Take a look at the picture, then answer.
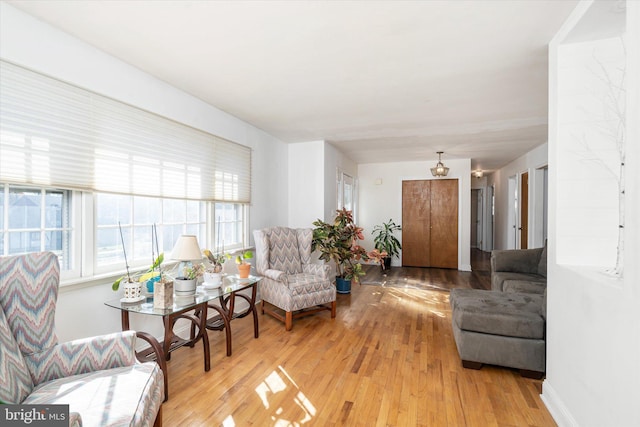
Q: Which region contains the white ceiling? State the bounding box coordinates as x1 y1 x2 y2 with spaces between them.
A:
7 0 579 172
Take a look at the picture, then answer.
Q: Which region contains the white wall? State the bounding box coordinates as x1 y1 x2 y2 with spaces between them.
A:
542 1 640 426
488 143 548 250
288 141 325 228
358 158 472 270
0 3 288 342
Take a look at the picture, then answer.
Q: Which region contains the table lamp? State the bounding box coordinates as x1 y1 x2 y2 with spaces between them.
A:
171 235 203 296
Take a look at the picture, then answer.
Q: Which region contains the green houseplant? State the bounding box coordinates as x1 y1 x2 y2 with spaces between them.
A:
372 219 402 270
230 250 253 278
312 208 370 293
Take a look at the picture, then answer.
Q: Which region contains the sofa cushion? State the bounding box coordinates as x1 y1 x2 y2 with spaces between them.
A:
503 280 546 295
288 273 333 296
0 308 34 403
24 362 163 427
450 289 545 339
493 271 545 291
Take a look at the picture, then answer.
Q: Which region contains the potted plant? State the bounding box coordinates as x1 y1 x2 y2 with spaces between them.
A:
312 208 371 294
112 222 143 301
174 262 204 297
231 250 253 278
203 249 226 287
372 219 402 270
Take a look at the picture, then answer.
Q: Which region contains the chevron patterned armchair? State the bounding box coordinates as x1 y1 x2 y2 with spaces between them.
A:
0 252 164 427
253 227 336 331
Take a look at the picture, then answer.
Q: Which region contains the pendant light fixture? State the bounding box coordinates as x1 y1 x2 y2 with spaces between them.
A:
430 151 449 177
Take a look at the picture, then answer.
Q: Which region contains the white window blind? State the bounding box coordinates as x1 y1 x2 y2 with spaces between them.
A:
0 60 251 203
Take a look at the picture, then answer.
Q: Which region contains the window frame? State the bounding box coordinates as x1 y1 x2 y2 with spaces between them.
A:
1 182 250 287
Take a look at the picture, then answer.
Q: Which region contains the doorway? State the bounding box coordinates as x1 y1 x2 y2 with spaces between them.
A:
520 171 529 249
508 176 518 249
470 189 483 250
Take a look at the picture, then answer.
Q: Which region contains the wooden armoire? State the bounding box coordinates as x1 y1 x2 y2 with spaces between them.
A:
402 179 458 269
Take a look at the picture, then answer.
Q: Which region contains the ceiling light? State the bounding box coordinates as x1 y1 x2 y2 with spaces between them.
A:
430 151 449 177
474 170 484 179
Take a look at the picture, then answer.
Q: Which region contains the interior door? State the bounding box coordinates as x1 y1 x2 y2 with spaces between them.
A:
402 180 431 266
430 179 458 269
402 179 458 268
520 172 529 249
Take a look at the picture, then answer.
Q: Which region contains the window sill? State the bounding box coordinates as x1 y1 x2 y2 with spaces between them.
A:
58 249 255 294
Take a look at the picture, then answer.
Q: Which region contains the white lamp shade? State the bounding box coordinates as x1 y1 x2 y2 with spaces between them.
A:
171 235 203 261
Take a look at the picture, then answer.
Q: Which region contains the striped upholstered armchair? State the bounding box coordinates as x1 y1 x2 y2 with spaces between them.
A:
253 227 336 331
0 252 164 426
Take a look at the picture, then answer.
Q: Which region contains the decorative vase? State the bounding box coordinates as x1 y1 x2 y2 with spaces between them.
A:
382 257 392 271
174 277 197 297
237 263 251 279
335 276 351 294
154 279 174 309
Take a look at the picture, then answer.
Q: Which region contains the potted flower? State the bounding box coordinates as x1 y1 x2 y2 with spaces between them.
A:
203 249 226 287
312 208 370 294
174 262 204 297
372 219 402 270
232 250 253 278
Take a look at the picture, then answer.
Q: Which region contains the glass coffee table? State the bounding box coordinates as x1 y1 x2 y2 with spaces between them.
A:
105 274 260 400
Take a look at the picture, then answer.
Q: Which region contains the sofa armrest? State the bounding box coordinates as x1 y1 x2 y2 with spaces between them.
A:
25 331 138 385
491 247 543 275
302 263 331 280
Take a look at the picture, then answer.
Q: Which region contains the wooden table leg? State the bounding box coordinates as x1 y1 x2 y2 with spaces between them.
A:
208 302 232 357
163 315 173 361
121 311 130 330
199 303 210 371
250 283 259 339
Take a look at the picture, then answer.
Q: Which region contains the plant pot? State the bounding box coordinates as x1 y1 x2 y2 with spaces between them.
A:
237 263 251 279
382 257 392 271
203 271 223 288
174 277 197 297
122 279 142 302
335 276 351 294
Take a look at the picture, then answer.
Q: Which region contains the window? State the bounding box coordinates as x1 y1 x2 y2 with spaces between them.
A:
336 170 357 218
1 183 248 282
1 184 72 269
213 203 245 252
95 193 207 274
0 60 252 284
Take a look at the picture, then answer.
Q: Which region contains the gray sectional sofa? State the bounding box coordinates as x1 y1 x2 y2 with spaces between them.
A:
450 243 547 378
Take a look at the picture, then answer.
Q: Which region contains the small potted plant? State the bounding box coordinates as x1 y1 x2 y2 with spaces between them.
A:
203 249 226 287
232 250 253 278
112 222 143 301
372 219 402 270
312 208 371 294
174 262 204 297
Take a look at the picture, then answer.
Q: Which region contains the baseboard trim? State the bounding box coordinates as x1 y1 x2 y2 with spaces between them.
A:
541 379 579 427
459 264 472 272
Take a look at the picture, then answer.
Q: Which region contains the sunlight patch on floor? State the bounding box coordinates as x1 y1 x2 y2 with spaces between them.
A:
254 365 316 425
377 287 448 318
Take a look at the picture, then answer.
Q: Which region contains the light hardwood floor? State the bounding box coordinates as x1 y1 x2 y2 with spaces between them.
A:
161 253 554 426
